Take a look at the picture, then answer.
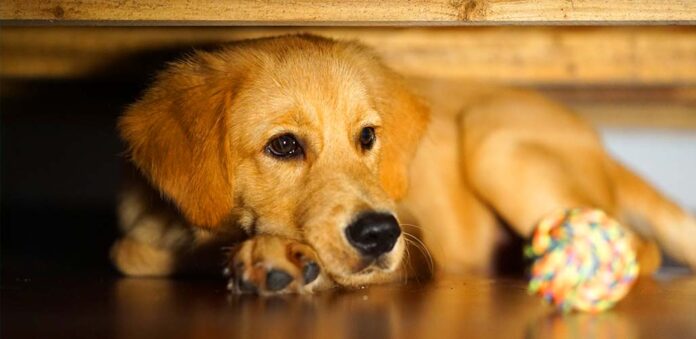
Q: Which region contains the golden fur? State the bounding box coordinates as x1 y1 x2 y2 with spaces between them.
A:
113 34 696 294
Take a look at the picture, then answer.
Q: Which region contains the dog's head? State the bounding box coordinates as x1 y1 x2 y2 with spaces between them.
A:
119 34 429 285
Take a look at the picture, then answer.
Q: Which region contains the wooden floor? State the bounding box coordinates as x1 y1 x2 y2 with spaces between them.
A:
3 268 695 339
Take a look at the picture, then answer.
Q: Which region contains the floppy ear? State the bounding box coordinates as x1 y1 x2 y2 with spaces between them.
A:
119 55 237 228
375 70 430 200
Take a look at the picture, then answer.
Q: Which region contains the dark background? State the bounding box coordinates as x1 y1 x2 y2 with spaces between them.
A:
0 46 202 277
2 78 130 276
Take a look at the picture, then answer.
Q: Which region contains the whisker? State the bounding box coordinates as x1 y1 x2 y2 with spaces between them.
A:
404 239 421 284
399 222 433 278
400 242 412 284
403 238 426 285
402 232 434 276
399 223 424 231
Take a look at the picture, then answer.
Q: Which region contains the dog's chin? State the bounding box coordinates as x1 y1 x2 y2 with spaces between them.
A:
323 238 405 287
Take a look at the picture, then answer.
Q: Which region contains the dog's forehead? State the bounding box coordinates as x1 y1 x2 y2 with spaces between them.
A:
272 57 368 98
252 59 377 123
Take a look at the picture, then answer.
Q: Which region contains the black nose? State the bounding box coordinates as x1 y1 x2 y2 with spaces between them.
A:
345 212 401 258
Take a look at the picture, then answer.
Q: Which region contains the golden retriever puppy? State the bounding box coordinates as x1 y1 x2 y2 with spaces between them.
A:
112 34 696 295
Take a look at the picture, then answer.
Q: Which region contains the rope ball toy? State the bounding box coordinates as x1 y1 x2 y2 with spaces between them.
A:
525 208 640 313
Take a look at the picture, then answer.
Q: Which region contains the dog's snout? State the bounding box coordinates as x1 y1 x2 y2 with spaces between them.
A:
345 212 401 258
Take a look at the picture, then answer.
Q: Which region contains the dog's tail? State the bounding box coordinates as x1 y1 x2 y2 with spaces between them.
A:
608 159 696 271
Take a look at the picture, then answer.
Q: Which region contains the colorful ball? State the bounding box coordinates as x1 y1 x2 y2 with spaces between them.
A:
525 208 640 312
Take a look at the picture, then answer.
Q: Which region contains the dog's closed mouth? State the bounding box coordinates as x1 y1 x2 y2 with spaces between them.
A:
354 255 394 275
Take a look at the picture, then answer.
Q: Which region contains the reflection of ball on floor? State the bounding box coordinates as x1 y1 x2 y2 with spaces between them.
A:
525 208 640 312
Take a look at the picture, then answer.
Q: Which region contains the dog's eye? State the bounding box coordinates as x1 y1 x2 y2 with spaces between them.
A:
266 133 303 159
359 127 376 151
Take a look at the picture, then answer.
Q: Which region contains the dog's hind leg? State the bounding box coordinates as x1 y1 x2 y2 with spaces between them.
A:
457 91 679 274
111 167 242 277
608 159 696 271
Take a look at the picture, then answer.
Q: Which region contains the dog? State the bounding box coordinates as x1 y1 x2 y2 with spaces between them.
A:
111 34 696 295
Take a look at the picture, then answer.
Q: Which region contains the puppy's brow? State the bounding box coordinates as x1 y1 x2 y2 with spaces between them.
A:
266 107 320 132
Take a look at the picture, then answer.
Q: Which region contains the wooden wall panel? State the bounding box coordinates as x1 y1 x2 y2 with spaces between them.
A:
2 27 696 87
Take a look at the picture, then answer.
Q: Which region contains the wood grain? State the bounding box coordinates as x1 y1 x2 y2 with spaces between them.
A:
2 27 696 86
1 0 695 24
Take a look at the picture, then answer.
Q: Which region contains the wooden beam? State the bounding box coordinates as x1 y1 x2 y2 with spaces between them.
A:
1 0 695 25
2 27 696 86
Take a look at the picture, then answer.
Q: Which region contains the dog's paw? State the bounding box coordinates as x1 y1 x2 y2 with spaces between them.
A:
225 235 332 295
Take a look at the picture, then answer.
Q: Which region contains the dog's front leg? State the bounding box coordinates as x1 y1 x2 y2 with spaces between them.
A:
226 235 334 295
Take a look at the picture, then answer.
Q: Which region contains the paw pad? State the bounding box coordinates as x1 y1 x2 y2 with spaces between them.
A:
266 269 293 291
302 261 320 284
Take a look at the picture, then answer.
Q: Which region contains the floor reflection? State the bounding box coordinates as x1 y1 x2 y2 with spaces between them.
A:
112 274 696 339
526 312 636 339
